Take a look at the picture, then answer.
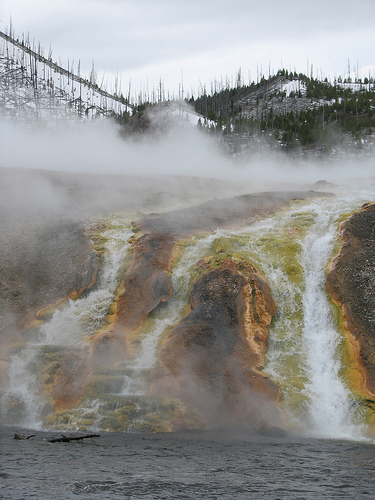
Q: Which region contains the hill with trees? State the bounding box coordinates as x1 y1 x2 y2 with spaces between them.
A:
1 26 374 158
191 69 375 157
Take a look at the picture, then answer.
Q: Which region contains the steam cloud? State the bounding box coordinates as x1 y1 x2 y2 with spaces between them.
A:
1 108 374 193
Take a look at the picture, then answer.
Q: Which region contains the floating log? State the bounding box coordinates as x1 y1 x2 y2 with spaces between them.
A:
48 433 100 443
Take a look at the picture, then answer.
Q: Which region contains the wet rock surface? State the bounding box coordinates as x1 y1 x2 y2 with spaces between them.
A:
115 234 176 332
140 190 333 237
156 258 283 432
0 219 99 351
51 346 91 411
327 203 375 397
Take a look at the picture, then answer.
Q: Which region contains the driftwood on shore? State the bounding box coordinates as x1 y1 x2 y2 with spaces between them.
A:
48 433 100 443
14 432 100 442
14 433 36 440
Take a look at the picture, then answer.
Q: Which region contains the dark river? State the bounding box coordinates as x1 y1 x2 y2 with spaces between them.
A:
1 427 375 499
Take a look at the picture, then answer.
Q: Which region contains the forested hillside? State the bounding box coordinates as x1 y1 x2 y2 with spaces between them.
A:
191 70 375 155
2 26 375 157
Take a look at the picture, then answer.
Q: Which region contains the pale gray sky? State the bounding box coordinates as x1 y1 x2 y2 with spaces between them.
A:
1 0 375 98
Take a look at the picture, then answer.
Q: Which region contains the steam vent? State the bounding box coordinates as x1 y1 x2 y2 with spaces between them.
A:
1 167 375 439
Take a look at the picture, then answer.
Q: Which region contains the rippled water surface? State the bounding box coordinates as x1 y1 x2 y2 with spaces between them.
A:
1 427 375 499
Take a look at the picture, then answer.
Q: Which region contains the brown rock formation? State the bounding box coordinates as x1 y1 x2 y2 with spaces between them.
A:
51 346 91 411
155 258 284 433
327 203 375 398
114 233 176 332
49 233 177 411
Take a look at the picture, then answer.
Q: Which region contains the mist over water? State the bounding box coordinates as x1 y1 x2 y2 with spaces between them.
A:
2 29 375 500
2 32 375 500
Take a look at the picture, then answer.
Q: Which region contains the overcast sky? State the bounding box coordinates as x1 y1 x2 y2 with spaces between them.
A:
1 0 375 98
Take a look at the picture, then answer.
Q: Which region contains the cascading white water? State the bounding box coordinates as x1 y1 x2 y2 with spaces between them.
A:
41 220 133 345
225 196 370 439
121 231 222 395
0 219 133 428
3 196 374 436
299 200 365 439
1 346 45 429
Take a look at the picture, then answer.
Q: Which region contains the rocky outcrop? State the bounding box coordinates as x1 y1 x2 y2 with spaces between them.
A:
155 258 284 433
0 219 99 353
114 234 176 332
327 203 375 399
49 233 177 411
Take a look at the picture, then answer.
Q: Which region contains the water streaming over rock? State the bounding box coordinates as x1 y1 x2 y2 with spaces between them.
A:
299 201 362 439
226 196 370 439
121 232 221 396
0 219 133 428
1 197 374 437
41 220 133 345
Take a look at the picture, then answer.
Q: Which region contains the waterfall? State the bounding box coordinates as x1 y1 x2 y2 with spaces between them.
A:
227 196 369 439
300 201 364 439
41 219 133 345
0 219 133 428
2 197 374 436
1 346 46 429
121 231 221 395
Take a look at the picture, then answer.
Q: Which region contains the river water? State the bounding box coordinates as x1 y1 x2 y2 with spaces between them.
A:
1 426 375 499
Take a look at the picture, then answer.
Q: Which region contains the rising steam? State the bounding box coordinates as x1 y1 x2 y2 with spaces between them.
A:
1 105 375 194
